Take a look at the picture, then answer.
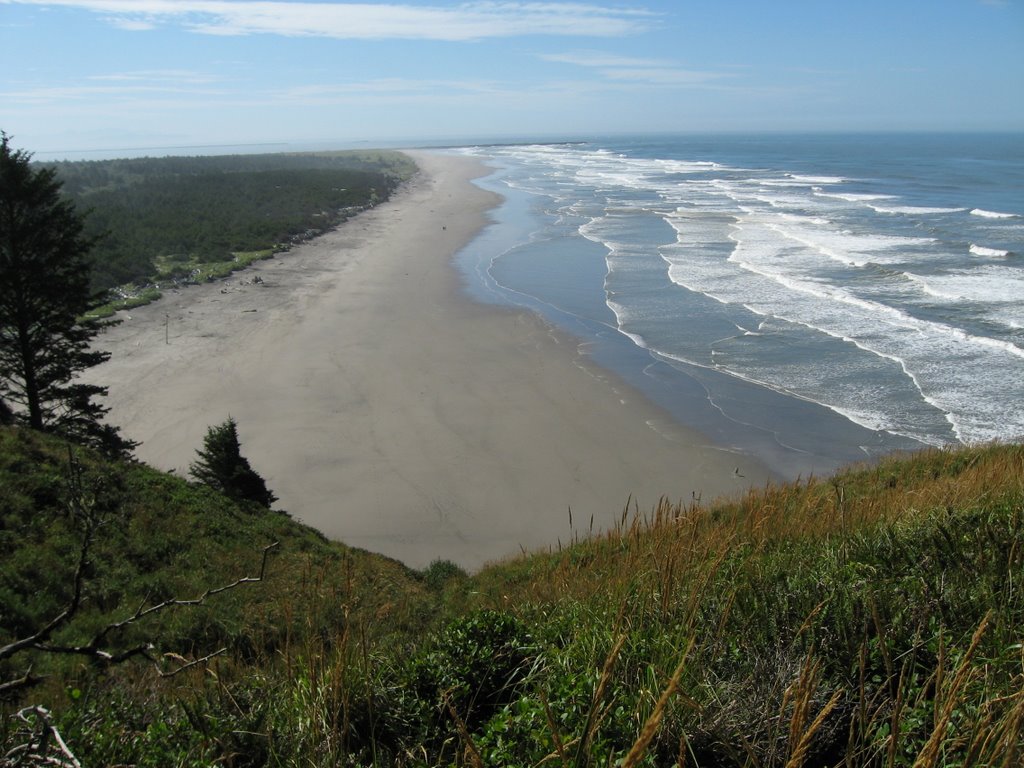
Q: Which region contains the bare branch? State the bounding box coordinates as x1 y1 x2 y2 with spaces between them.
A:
2 541 279 694
33 542 279 662
4 706 82 768
0 669 41 698
158 647 228 678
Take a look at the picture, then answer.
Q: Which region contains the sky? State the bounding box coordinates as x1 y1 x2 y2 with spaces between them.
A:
1 0 1023 157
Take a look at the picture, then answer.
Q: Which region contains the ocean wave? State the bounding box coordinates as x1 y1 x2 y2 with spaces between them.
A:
787 174 848 185
969 244 1011 258
755 179 811 188
476 139 1024 445
701 179 839 214
870 204 968 215
907 266 1024 305
813 190 898 203
654 344 946 444
735 214 937 268
971 208 1019 219
724 243 1024 360
654 158 724 174
658 224 1024 443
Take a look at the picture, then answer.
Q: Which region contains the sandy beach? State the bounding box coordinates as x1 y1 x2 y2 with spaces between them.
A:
85 152 775 570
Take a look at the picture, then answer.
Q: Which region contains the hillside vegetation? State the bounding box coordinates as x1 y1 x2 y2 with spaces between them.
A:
1 427 1021 766
44 151 417 300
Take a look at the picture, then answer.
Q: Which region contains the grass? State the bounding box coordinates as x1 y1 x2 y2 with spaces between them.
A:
85 248 283 320
1 430 1021 766
84 285 164 320
170 247 280 283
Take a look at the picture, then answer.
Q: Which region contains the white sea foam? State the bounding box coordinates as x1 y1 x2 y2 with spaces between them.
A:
907 266 1024 306
969 244 1011 258
653 343 944 443
986 308 1024 330
476 140 1024 444
971 208 1019 219
654 158 724 174
699 179 837 215
870 204 968 215
752 192 832 211
742 214 937 268
759 179 816 188
787 174 848 185
656 215 1024 443
813 190 898 203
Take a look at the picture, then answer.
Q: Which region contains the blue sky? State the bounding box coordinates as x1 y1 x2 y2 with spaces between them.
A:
2 0 1022 157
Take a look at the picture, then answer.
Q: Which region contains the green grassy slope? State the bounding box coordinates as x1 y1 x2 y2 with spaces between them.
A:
0 426 432 692
1 428 1021 766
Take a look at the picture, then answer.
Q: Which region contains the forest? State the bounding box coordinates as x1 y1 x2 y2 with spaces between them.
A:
45 151 417 295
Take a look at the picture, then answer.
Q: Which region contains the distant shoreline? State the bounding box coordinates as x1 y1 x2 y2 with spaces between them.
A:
83 151 775 570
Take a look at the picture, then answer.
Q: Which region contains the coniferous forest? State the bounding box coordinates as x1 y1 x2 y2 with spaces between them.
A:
47 151 417 294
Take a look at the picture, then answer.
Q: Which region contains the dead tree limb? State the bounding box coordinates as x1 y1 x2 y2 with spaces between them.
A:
2 444 280 696
2 706 82 768
1 541 279 693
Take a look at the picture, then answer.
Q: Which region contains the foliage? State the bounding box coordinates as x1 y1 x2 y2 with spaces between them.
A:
45 151 417 294
412 609 536 728
421 558 469 592
189 417 277 509
1 431 1022 766
0 134 131 456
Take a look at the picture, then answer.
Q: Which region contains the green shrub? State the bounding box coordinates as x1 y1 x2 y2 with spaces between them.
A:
421 558 467 592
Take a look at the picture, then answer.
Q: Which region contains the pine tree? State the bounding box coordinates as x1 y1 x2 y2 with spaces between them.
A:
189 417 277 509
0 133 132 455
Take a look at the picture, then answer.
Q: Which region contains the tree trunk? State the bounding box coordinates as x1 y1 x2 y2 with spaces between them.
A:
17 319 43 429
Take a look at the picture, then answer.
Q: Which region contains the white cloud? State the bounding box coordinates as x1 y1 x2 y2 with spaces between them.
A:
541 48 732 87
1 69 227 104
284 78 499 97
1 83 225 103
107 15 155 30
601 67 728 85
1 1 654 40
539 51 672 68
88 69 221 84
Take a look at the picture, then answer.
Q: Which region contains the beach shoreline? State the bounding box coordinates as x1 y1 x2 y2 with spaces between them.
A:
84 151 776 570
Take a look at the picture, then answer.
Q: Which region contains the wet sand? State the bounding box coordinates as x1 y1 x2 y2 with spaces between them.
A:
85 151 775 570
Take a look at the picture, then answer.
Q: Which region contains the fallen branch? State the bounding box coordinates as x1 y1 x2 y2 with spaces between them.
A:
2 706 82 768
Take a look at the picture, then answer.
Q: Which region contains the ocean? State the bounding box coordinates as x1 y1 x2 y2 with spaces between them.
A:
453 134 1024 478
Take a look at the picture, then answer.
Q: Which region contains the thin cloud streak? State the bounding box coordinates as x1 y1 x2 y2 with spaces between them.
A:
542 48 732 87
1 0 654 40
88 69 222 84
539 51 673 68
1 84 228 104
284 78 503 97
600 67 730 85
2 70 640 114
